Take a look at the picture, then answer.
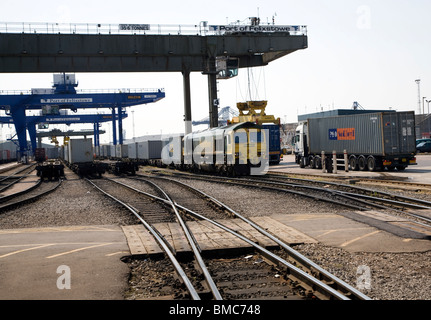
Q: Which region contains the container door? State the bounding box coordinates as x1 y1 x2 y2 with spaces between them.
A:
383 112 415 155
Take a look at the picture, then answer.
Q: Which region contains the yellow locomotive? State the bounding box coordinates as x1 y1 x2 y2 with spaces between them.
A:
163 122 269 176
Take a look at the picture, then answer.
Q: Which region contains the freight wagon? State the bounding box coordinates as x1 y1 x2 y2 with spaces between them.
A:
63 138 107 177
294 111 417 171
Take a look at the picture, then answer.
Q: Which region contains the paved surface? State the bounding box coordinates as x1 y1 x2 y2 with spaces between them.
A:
271 154 431 184
272 213 431 253
0 225 129 300
0 156 430 300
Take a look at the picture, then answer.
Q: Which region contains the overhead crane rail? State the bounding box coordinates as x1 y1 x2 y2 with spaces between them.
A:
0 88 165 96
0 21 307 36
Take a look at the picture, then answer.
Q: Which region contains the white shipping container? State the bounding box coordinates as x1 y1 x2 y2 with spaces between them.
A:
128 142 138 159
68 138 93 163
110 145 116 158
116 144 128 158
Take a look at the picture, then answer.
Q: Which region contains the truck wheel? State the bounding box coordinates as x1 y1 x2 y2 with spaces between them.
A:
349 156 358 171
300 157 305 168
358 156 368 171
315 156 322 169
367 156 376 172
309 156 315 169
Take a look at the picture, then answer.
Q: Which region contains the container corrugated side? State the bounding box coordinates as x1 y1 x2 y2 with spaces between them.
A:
110 145 116 158
142 140 163 159
308 113 385 155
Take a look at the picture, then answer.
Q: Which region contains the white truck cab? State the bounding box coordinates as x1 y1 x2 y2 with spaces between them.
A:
293 121 308 166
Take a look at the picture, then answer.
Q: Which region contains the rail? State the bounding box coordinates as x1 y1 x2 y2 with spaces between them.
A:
85 178 201 300
0 21 307 36
0 178 62 211
146 175 371 300
128 174 370 300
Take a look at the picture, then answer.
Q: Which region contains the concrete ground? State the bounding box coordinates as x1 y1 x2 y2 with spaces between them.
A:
270 154 431 184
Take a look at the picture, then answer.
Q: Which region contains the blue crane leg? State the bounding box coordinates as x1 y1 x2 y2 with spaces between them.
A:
10 105 28 155
27 123 37 153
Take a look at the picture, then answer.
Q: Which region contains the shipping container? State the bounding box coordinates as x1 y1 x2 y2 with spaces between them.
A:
138 140 163 160
263 124 281 165
100 145 111 158
67 138 93 164
110 145 116 159
294 111 417 171
34 148 46 162
115 144 128 158
128 142 138 159
46 147 59 159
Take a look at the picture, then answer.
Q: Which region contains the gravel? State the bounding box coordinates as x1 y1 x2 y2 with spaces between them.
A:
0 169 138 229
292 244 431 300
1 167 430 300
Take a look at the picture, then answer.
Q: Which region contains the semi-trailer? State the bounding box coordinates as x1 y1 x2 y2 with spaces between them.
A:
293 111 417 171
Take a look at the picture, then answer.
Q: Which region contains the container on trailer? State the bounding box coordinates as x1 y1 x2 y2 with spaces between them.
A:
307 111 416 156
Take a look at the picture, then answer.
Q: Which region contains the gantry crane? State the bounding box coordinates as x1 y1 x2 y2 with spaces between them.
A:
0 73 165 161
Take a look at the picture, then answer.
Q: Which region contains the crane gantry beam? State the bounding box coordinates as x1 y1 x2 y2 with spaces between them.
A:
0 21 307 134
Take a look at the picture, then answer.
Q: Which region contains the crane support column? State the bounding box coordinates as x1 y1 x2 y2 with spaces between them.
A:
27 124 37 153
118 105 123 145
10 105 28 157
112 107 117 145
183 69 192 135
207 58 219 128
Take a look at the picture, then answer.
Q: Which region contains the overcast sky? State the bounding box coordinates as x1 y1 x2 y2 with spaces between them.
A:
1 0 430 143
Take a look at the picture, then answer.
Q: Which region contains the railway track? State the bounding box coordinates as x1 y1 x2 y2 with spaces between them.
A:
268 170 431 193
0 178 62 212
149 169 431 228
0 163 37 194
86 174 371 300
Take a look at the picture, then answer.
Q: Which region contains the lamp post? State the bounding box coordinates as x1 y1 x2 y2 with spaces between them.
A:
423 97 427 115
426 100 431 115
415 79 421 114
